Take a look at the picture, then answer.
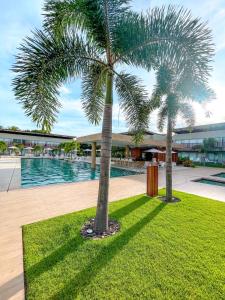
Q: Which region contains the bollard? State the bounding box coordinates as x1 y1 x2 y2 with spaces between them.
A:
146 164 158 197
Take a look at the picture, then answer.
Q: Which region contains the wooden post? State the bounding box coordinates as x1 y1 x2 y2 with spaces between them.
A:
91 142 96 168
146 165 158 197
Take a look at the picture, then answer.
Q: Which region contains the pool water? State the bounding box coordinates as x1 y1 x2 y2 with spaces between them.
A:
194 178 225 187
212 172 225 179
21 158 138 188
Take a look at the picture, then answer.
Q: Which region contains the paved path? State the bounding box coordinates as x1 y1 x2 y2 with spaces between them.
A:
0 158 21 192
0 166 224 299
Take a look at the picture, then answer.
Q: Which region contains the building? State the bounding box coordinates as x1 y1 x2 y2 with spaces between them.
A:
173 122 225 163
0 129 75 149
77 131 182 167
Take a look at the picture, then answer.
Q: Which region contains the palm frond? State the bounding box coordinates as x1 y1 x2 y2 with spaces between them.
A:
44 0 85 35
178 101 195 128
81 63 107 125
177 74 215 103
157 104 167 132
157 94 179 131
12 29 106 130
114 6 214 77
115 72 151 139
44 0 130 51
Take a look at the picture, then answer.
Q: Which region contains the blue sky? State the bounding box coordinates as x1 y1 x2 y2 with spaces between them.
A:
1 0 225 136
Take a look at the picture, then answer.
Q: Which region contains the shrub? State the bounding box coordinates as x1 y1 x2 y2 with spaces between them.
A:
183 159 195 167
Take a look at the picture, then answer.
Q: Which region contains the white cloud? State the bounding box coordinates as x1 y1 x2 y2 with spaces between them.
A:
58 85 71 95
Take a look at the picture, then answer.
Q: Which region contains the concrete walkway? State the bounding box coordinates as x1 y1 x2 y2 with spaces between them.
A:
0 166 224 300
0 157 21 192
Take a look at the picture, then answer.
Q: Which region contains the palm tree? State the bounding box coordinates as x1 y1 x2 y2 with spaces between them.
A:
151 65 214 202
12 1 213 233
15 143 24 155
34 145 44 156
0 141 7 154
64 141 80 158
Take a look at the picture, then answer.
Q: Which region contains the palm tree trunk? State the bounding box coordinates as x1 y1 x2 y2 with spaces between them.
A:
166 114 173 201
94 72 113 234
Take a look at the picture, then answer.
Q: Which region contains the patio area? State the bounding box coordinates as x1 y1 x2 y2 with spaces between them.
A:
0 166 224 299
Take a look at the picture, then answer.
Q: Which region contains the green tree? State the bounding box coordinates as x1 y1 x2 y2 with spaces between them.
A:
31 129 51 134
151 65 214 202
34 145 44 156
64 141 79 158
0 141 7 154
7 126 20 131
12 1 213 233
15 143 24 155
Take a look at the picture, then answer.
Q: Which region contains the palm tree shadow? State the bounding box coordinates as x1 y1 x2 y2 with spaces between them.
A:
26 195 151 282
110 195 151 220
25 233 85 283
51 202 166 299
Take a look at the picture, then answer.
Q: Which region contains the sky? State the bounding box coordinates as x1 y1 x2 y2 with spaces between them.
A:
0 0 225 136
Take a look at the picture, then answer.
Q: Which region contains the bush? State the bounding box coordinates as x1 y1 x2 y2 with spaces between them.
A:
183 159 195 168
177 156 189 165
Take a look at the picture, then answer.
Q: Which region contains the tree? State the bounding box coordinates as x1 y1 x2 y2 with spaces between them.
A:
7 126 20 131
31 129 51 134
151 65 214 202
12 1 214 233
34 145 44 155
15 143 24 155
64 141 80 158
0 141 7 154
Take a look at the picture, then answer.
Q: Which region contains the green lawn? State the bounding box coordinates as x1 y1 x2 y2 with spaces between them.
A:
23 190 225 300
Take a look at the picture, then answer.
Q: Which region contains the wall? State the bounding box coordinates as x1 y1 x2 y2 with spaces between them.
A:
130 148 141 160
173 129 225 142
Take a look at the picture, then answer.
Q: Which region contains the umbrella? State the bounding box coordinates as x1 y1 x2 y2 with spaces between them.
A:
143 148 163 153
84 149 92 152
45 148 53 151
24 147 34 150
96 149 101 152
161 150 177 154
8 146 18 149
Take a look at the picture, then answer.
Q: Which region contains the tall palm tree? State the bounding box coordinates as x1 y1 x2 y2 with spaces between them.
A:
151 65 214 202
12 1 213 233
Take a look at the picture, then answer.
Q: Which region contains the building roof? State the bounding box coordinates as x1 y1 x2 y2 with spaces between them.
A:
0 129 75 140
77 132 183 149
174 122 225 134
121 130 156 136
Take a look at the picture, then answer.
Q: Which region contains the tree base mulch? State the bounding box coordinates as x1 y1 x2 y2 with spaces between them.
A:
158 196 181 203
81 218 120 239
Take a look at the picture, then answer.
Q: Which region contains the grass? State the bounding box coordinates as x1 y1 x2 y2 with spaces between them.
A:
23 190 225 300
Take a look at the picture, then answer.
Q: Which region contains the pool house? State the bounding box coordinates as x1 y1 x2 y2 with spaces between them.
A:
77 131 182 168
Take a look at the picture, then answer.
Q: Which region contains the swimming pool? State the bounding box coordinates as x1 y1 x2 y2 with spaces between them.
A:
212 172 225 179
21 158 138 188
193 178 225 187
